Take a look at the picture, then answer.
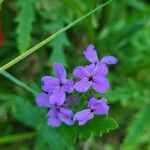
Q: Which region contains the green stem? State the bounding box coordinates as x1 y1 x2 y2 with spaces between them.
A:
1 71 37 95
0 132 36 145
0 1 111 73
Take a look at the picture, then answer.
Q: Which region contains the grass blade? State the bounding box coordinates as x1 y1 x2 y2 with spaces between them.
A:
0 1 111 73
1 71 37 95
0 132 36 145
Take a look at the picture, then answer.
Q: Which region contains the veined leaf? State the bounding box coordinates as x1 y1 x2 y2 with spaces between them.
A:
16 0 35 52
0 0 112 73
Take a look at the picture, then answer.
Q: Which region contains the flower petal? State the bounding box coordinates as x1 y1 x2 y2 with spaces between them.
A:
85 64 95 72
58 107 74 126
35 92 50 107
47 109 62 127
49 87 65 105
74 109 94 126
88 97 109 115
73 66 90 79
92 77 109 93
41 76 58 92
92 63 108 77
100 56 117 65
74 79 92 92
53 63 66 82
83 44 99 63
63 79 74 93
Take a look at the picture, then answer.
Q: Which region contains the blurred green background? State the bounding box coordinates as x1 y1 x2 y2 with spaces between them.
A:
0 0 150 150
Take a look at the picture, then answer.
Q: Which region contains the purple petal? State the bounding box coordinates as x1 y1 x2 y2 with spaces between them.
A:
92 63 108 77
49 87 65 105
73 66 90 79
41 76 58 92
85 64 96 72
74 109 94 126
35 92 50 107
100 56 117 65
53 63 66 82
74 79 92 92
58 107 74 126
88 97 109 115
83 44 99 63
63 79 74 93
47 109 62 127
92 77 109 93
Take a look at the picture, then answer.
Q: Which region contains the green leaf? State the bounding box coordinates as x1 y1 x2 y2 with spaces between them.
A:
0 0 112 73
122 104 150 150
10 96 77 150
16 0 35 52
50 22 70 67
11 96 42 127
78 116 118 139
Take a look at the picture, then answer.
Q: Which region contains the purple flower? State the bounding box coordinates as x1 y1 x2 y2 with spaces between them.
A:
84 44 117 65
74 97 109 125
73 63 109 93
42 63 74 105
36 92 74 127
47 106 74 127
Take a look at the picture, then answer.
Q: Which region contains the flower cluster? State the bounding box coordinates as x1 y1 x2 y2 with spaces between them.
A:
36 44 117 127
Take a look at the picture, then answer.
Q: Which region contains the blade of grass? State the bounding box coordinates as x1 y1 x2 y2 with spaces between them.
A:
1 71 37 95
0 132 36 145
0 1 111 73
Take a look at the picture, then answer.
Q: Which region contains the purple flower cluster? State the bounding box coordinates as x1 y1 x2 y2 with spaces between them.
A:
36 44 117 127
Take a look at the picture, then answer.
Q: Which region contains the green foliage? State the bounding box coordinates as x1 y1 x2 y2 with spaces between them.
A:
78 116 118 138
16 0 35 52
10 95 117 150
0 0 150 149
122 104 150 150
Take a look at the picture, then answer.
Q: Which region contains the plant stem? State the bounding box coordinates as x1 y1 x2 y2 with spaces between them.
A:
0 1 112 73
1 71 37 95
0 132 36 145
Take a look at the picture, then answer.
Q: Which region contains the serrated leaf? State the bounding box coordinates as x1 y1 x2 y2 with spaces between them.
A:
0 1 112 72
11 96 43 127
16 0 35 52
48 22 70 67
10 96 75 150
78 116 118 139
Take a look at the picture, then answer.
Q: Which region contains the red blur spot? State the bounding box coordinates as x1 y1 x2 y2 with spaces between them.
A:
0 30 4 47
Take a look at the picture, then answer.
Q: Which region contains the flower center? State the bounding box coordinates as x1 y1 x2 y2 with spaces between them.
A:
88 76 93 81
59 82 63 87
90 109 94 113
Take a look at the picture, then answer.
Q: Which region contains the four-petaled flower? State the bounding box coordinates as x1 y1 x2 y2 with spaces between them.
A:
74 97 109 125
73 63 109 93
36 92 74 127
84 44 117 65
42 63 74 105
